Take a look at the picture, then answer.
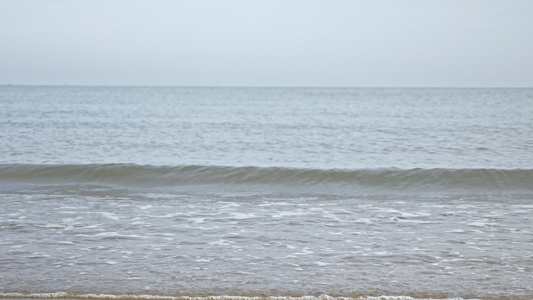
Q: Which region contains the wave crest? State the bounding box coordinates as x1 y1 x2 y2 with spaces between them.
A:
1 164 532 193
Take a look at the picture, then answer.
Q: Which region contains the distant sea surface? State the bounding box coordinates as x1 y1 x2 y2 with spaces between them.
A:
1 86 532 300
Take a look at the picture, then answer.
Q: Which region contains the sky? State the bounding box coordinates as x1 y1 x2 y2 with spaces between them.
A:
1 0 533 87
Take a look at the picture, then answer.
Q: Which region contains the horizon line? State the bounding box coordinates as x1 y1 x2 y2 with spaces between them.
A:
2 83 532 89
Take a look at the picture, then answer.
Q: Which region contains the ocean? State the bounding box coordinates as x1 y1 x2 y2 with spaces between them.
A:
1 86 532 300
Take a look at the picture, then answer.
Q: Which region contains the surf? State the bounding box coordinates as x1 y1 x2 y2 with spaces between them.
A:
1 164 532 194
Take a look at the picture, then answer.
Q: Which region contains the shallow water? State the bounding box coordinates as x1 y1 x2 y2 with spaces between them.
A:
1 87 532 300
1 189 533 298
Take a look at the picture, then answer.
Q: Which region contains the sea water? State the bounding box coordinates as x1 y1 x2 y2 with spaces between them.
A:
1 86 532 300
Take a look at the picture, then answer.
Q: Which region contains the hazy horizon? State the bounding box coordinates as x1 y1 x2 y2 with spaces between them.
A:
2 0 533 87
3 84 533 89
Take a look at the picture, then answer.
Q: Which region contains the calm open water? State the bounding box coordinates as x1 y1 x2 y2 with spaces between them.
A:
1 86 532 300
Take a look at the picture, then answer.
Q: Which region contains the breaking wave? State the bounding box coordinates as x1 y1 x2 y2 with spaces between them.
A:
0 164 532 194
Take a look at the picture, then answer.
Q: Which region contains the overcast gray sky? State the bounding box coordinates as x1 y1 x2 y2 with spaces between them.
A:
1 0 532 87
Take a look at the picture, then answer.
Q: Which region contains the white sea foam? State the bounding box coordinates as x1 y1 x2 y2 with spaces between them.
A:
92 232 144 239
100 212 121 220
58 241 75 245
0 293 476 300
229 213 256 220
